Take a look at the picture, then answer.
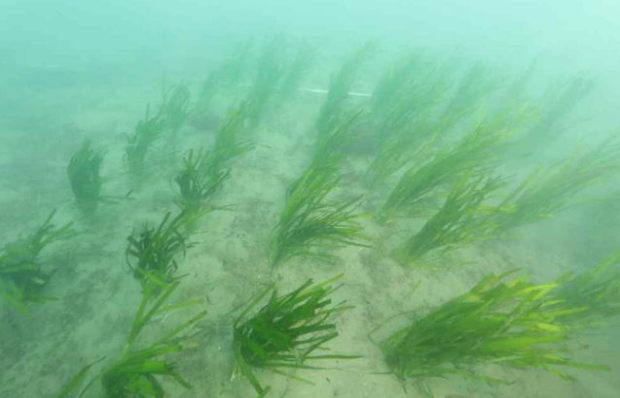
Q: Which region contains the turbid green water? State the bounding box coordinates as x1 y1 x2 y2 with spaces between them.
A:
1 1 620 397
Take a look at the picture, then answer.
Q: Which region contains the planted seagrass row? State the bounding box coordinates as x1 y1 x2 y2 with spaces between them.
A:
376 129 620 266
56 275 354 398
55 253 620 397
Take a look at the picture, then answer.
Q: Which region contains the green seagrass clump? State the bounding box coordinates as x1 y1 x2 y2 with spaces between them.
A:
494 136 620 232
315 43 374 135
175 149 229 219
381 123 506 222
125 212 191 289
524 74 595 144
552 250 620 328
233 275 357 397
125 104 166 183
369 53 446 138
392 175 502 266
195 43 250 113
378 271 607 392
56 282 206 398
160 83 191 136
245 39 284 127
366 54 451 187
370 53 422 119
100 282 205 397
0 210 73 312
366 117 436 189
175 103 254 219
311 109 362 169
277 43 315 101
207 102 254 174
270 165 368 266
438 62 496 132
67 141 105 216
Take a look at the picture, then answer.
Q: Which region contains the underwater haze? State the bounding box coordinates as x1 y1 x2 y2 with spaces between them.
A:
2 1 620 397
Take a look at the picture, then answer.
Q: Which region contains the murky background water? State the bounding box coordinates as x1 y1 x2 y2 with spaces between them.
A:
1 1 620 397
